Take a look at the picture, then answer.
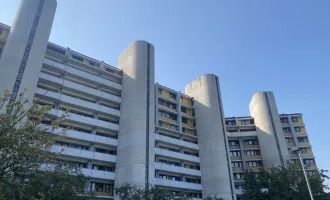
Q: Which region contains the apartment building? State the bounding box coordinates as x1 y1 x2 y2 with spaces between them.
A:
0 1 316 200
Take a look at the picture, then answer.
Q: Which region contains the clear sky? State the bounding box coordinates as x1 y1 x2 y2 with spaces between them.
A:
1 0 329 179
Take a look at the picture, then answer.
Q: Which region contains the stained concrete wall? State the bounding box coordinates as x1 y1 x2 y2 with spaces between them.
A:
0 0 57 106
249 91 290 168
185 74 235 200
115 41 155 188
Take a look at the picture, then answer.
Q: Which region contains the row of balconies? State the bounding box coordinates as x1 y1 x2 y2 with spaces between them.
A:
41 164 116 180
39 72 121 104
35 88 120 118
47 108 119 131
44 58 122 90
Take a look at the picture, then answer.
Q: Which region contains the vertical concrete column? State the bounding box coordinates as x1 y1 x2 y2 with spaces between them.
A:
185 74 235 200
115 41 155 188
249 92 290 168
177 92 183 132
238 138 246 170
0 0 57 107
155 83 159 125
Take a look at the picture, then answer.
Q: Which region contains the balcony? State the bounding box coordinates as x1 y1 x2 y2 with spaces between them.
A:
155 134 199 150
48 108 119 132
296 131 308 137
298 141 311 147
50 127 118 147
44 59 121 90
245 155 262 160
232 167 244 172
41 164 115 180
243 144 260 149
155 148 200 163
231 156 242 161
158 105 177 114
154 178 202 190
284 132 293 137
39 72 121 104
50 145 116 163
36 88 120 117
229 145 241 150
81 168 115 180
155 163 201 177
246 166 262 171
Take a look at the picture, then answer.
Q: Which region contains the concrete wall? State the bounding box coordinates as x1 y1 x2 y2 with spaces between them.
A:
249 92 290 168
115 41 155 188
185 74 235 200
0 0 57 107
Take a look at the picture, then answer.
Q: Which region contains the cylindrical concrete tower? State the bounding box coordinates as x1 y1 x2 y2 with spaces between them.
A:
249 91 290 168
115 41 155 189
0 0 57 105
185 74 235 200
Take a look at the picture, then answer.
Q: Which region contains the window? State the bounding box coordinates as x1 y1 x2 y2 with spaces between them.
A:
231 162 243 168
91 182 104 192
230 151 241 156
226 120 236 126
247 161 262 167
292 117 298 122
288 148 293 154
294 127 301 132
159 121 163 126
105 184 111 193
233 173 243 179
250 119 255 124
280 118 288 123
246 150 260 156
72 54 83 62
182 127 186 133
0 27 3 35
158 99 176 109
283 127 291 133
182 117 188 124
158 88 162 94
245 140 258 145
241 120 249 125
300 148 307 154
170 124 178 131
228 140 239 146
298 137 308 143
181 107 187 113
88 61 95 66
105 68 114 73
304 159 315 165
169 92 176 99
235 185 244 190
286 138 291 143
158 111 177 120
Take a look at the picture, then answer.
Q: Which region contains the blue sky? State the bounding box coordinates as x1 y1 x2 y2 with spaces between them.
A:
1 0 329 179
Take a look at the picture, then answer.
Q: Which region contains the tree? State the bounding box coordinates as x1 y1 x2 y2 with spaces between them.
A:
243 162 330 200
115 183 224 200
0 90 92 200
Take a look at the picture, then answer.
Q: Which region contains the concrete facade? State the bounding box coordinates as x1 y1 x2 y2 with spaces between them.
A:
0 0 56 107
185 74 235 200
116 41 156 188
249 92 290 167
0 2 317 200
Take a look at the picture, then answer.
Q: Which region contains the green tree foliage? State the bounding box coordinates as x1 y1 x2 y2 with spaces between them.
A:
243 162 330 200
115 183 224 200
0 90 92 200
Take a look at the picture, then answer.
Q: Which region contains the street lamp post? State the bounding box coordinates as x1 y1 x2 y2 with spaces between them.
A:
291 147 314 200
